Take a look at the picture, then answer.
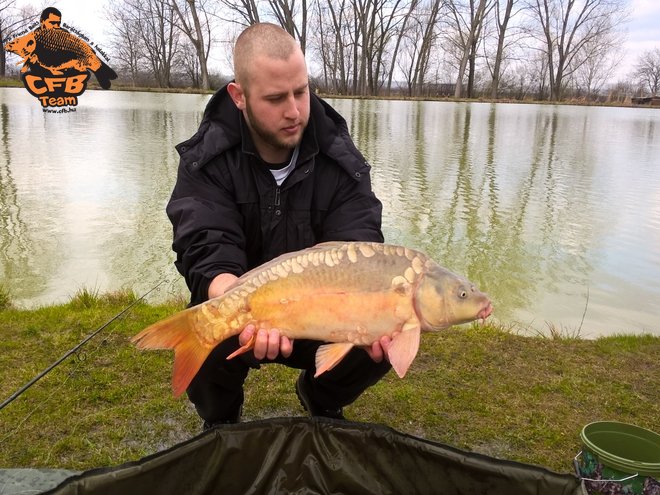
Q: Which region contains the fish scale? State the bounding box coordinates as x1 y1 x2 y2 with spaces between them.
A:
33 29 100 68
132 241 492 396
37 30 86 53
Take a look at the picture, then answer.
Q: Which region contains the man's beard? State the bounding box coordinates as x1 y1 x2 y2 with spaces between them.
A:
245 102 305 151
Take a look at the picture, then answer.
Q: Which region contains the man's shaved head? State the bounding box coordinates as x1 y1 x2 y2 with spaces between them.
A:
233 23 302 89
227 22 310 164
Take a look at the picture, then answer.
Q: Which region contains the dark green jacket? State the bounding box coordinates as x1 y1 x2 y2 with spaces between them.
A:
168 85 383 305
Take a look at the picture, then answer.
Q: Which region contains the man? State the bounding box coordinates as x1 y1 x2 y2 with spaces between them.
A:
168 23 391 428
39 7 62 30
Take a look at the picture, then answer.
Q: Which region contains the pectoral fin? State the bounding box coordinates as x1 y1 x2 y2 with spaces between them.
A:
314 343 355 377
387 323 421 378
226 333 257 360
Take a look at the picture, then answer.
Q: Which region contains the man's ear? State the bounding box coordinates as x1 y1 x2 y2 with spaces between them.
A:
227 82 245 110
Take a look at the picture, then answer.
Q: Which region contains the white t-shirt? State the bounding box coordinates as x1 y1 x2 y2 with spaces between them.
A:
269 145 300 186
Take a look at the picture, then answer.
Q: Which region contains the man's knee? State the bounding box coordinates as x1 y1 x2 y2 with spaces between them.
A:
185 336 252 423
309 349 391 408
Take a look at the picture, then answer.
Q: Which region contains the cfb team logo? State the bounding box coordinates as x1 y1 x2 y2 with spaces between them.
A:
4 7 117 112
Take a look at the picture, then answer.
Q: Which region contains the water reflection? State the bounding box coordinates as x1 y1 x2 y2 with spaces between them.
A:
1 89 658 337
0 89 208 304
0 94 61 299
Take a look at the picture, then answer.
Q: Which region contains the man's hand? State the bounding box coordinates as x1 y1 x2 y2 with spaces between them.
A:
364 335 392 363
239 324 293 360
208 273 239 299
209 274 293 360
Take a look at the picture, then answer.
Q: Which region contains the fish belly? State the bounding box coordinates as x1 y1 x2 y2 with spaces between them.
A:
248 288 415 345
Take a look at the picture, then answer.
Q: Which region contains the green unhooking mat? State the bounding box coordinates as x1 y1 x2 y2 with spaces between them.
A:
10 418 583 494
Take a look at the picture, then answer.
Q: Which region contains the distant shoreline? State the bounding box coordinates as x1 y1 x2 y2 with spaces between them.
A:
2 76 656 109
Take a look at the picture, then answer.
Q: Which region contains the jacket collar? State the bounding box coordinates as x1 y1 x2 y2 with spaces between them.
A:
175 85 239 169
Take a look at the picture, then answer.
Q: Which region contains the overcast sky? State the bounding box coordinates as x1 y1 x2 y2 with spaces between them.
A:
18 0 660 82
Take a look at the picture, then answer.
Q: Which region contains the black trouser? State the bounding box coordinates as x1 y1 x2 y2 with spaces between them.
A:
186 335 392 423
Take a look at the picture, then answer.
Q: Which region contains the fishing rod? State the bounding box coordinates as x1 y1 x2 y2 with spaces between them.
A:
0 281 164 412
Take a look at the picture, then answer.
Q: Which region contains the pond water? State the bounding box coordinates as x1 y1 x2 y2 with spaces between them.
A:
1 87 659 338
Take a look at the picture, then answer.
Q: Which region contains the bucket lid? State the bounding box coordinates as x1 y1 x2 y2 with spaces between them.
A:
580 421 660 477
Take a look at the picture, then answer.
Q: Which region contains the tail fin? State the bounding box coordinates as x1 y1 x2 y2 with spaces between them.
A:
94 60 118 89
131 310 212 397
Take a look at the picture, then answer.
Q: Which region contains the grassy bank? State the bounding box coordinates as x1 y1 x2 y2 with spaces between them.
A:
0 77 22 88
0 290 657 473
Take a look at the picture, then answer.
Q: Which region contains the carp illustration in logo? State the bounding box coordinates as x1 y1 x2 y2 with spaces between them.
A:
4 7 117 110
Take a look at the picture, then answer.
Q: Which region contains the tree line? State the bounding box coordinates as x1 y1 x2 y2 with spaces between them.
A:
2 0 659 101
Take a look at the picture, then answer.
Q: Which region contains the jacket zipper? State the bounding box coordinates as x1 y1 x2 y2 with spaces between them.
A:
274 187 281 207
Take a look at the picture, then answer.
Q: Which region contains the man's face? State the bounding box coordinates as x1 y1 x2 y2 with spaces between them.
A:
233 50 310 163
41 13 61 29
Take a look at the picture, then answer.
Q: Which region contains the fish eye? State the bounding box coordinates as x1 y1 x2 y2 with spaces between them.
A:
459 289 468 299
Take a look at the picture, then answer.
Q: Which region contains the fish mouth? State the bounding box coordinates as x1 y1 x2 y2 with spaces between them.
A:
477 301 493 321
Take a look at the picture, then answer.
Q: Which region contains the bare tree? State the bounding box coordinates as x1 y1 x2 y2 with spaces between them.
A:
170 0 214 89
178 40 201 87
105 2 144 85
311 1 332 90
487 0 525 98
311 0 353 94
572 32 622 100
265 0 308 53
113 0 180 88
349 0 375 95
350 0 384 95
384 0 420 95
526 0 629 101
215 0 261 26
528 48 549 98
633 47 660 96
343 0 414 96
413 0 444 96
315 0 405 96
396 0 444 96
607 77 634 102
397 13 423 95
310 2 328 89
367 0 415 96
447 0 493 98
